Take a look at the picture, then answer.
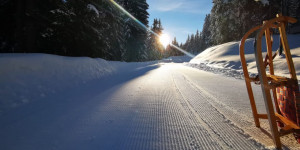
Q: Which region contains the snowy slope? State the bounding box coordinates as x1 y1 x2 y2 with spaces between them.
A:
0 54 118 114
0 54 167 115
1 54 300 149
0 54 188 114
0 54 158 114
189 34 300 79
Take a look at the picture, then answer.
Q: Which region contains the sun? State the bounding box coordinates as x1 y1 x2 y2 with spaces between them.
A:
159 33 171 48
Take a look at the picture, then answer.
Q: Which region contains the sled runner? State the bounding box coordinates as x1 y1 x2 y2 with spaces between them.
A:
239 14 300 149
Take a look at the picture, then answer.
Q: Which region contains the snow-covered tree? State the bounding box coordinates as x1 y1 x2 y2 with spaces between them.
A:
201 14 212 50
183 0 283 53
287 0 300 33
119 0 149 62
0 0 153 61
181 30 203 55
208 0 281 45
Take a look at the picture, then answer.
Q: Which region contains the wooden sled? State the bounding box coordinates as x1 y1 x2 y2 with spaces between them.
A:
239 14 300 149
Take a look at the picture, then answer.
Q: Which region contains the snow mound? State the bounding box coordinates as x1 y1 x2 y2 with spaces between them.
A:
189 34 300 79
0 54 115 113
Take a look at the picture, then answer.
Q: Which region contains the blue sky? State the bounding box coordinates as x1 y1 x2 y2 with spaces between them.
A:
147 0 213 44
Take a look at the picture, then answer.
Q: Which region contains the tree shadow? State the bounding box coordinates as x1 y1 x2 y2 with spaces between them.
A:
0 63 161 127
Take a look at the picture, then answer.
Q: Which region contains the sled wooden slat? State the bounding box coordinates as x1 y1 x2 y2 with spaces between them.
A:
276 113 300 130
257 114 268 119
264 25 281 115
239 25 262 127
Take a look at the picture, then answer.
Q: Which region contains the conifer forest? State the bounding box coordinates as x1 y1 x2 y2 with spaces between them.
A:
0 0 299 61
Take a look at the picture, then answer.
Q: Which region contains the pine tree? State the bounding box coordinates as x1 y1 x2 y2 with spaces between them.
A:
287 0 300 33
182 35 190 51
0 0 152 61
189 34 195 53
194 30 201 53
208 0 281 46
169 37 182 56
51 0 106 57
201 14 211 50
0 0 19 52
147 18 164 60
288 0 300 18
182 0 282 54
120 0 149 62
0 0 60 53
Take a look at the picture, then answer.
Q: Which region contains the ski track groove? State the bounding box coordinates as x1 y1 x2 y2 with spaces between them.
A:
172 75 227 150
178 67 300 149
119 66 224 150
171 72 267 150
4 63 300 149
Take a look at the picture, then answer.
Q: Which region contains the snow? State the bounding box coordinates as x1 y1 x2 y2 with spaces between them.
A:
87 4 99 17
185 34 300 149
189 34 300 80
259 0 269 6
162 55 191 63
0 54 115 113
1 42 300 149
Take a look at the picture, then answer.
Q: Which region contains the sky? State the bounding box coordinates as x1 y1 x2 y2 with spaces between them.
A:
147 0 213 44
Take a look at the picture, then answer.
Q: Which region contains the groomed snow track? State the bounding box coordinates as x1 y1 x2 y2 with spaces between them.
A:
1 62 299 149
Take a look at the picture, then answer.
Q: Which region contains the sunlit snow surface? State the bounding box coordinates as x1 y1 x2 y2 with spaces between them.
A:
189 34 300 80
1 39 300 150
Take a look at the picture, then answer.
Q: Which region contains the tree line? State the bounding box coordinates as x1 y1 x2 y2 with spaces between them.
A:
2 0 299 60
0 0 174 61
183 0 300 55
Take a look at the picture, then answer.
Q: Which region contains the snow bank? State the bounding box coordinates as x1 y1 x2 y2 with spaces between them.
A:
189 34 300 79
0 54 115 113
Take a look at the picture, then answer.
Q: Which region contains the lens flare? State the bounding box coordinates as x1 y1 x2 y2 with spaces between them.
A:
108 0 195 58
159 34 171 48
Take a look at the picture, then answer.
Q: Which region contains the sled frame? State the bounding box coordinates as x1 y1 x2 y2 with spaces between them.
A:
239 14 299 149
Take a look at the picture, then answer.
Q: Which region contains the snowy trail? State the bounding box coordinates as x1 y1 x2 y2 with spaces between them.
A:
0 63 299 149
